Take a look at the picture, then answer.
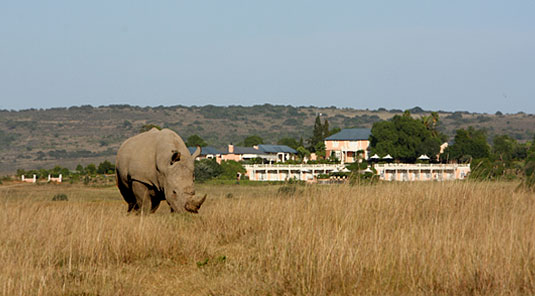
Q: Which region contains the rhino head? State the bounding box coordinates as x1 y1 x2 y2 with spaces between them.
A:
163 146 206 213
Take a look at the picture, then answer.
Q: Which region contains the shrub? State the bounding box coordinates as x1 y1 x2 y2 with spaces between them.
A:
195 159 222 182
52 193 68 201
219 161 246 180
277 185 297 196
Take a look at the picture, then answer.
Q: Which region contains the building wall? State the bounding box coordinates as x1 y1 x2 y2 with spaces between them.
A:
325 139 370 163
375 164 470 181
221 154 242 162
244 164 342 182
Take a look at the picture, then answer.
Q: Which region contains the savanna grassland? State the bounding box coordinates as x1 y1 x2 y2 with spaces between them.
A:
1 181 535 295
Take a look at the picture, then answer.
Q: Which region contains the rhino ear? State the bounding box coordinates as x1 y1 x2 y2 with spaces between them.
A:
170 150 181 164
192 146 201 159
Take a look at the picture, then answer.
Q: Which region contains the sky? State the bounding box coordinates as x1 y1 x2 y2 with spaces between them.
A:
1 1 534 113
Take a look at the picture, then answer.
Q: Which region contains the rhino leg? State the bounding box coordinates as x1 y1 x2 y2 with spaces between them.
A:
132 181 152 214
117 175 137 213
127 203 137 212
150 197 161 213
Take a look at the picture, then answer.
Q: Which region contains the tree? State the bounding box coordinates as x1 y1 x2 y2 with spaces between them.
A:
322 119 330 139
523 152 535 190
421 112 440 138
194 159 222 182
219 161 246 179
242 135 263 147
277 137 299 149
370 111 443 162
492 135 515 162
307 115 339 153
529 134 535 154
308 115 324 152
122 120 132 129
85 164 97 175
296 146 310 160
76 164 85 174
442 127 490 161
329 127 341 136
97 160 115 174
186 134 207 147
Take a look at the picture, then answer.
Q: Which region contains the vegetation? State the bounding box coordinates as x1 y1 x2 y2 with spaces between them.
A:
442 127 490 161
219 160 246 180
139 124 162 133
194 159 222 182
97 160 115 174
1 182 534 294
370 111 446 162
0 130 18 151
15 160 116 183
1 104 534 175
276 137 300 149
193 159 246 182
307 115 339 153
52 193 68 201
185 134 207 147
240 135 263 147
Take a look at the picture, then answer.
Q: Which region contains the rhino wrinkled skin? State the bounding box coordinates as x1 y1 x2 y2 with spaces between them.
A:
115 128 206 214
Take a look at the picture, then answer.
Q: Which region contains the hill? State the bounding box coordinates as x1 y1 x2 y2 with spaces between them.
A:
1 104 534 175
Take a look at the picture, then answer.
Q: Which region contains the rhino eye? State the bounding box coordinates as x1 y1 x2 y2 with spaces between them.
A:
173 190 177 194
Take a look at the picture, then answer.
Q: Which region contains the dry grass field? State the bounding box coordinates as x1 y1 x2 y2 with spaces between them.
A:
1 181 534 295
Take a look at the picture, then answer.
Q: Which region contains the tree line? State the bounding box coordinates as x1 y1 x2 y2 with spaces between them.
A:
16 160 116 179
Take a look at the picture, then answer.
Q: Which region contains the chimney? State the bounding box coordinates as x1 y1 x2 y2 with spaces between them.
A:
228 144 234 153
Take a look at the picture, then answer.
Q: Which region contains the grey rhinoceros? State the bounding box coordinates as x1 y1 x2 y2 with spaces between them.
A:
115 128 206 214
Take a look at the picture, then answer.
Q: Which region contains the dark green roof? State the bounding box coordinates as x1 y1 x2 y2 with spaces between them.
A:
325 128 371 141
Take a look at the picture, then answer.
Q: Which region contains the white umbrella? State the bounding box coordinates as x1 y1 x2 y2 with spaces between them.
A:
341 167 351 173
364 167 373 173
331 168 339 173
383 154 393 160
418 154 430 160
370 154 380 159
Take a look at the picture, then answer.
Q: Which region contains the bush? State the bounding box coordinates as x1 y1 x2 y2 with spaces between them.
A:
349 172 379 185
521 153 535 191
97 160 115 174
277 185 298 196
52 193 68 201
219 161 246 180
195 159 222 182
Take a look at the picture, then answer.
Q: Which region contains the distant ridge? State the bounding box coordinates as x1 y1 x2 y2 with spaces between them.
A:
1 104 534 174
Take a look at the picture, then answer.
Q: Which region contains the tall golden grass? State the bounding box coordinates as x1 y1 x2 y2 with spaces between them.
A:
1 181 534 295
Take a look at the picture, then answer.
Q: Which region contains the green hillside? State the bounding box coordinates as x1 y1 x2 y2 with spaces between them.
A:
1 104 534 175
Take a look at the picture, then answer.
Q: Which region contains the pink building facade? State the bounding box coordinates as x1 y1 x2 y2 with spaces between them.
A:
324 128 371 164
375 164 470 181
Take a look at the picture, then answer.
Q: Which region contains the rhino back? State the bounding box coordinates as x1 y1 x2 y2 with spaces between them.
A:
116 129 189 187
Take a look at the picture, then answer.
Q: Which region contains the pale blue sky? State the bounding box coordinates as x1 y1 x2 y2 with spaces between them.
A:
1 1 534 113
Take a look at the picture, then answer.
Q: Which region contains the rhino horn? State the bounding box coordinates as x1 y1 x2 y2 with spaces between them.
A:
194 194 207 208
185 194 207 213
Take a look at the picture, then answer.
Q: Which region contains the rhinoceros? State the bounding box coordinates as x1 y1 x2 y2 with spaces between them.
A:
115 128 206 214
